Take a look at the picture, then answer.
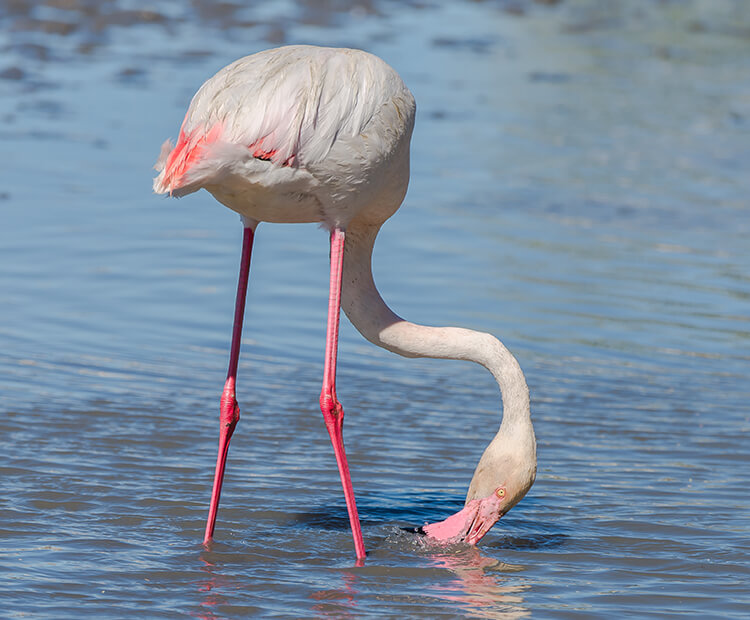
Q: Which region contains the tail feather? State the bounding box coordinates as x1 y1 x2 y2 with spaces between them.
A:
152 123 298 198
153 122 223 196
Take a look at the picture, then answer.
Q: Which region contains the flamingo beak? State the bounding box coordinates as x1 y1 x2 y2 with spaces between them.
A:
419 493 504 546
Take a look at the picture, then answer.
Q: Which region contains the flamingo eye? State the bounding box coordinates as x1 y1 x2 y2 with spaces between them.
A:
495 488 506 499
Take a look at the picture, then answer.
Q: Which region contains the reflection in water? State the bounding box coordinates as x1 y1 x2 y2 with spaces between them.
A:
194 556 233 620
426 546 530 619
196 550 362 618
309 570 359 618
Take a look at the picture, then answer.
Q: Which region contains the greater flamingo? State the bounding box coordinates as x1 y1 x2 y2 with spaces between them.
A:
153 45 536 560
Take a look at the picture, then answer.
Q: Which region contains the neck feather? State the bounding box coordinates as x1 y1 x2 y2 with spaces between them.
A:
341 223 532 432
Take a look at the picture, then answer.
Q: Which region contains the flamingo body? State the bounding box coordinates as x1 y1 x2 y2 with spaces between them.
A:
153 45 535 560
154 45 415 230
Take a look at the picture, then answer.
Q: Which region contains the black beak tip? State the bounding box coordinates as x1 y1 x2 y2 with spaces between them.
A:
401 525 426 536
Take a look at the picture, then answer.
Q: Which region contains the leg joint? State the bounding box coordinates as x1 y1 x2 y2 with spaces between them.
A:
319 391 334 414
319 390 343 421
220 380 240 429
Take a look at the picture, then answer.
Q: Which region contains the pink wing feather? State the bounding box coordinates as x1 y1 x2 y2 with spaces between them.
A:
154 115 224 195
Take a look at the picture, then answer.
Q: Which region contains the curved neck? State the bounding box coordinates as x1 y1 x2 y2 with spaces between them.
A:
341 223 531 432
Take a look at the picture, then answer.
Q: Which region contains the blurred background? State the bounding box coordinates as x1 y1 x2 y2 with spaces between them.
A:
1 1 748 618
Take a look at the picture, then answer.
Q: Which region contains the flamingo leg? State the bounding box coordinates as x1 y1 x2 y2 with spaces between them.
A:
204 225 255 545
320 227 366 559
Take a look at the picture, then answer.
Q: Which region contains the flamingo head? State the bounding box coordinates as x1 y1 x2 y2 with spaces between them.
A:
420 487 510 544
419 435 536 546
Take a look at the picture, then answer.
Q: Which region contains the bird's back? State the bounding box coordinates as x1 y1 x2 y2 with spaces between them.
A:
154 46 416 228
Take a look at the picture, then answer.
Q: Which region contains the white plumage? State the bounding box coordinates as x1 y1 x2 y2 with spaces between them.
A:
154 45 416 229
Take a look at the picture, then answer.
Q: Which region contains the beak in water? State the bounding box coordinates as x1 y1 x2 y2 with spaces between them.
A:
420 489 506 546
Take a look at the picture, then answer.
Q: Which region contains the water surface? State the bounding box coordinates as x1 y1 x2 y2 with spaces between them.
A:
1 1 749 617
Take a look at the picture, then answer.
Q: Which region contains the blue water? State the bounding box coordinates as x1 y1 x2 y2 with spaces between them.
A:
1 1 749 617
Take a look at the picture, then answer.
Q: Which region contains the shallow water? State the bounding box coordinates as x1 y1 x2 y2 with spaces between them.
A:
1 0 749 617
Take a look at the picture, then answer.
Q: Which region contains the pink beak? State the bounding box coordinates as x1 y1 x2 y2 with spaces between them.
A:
419 495 504 546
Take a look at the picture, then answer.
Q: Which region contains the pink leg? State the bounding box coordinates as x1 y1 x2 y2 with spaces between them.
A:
320 228 366 560
204 225 255 545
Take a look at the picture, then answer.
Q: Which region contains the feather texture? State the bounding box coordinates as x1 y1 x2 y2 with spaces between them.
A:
153 45 415 222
